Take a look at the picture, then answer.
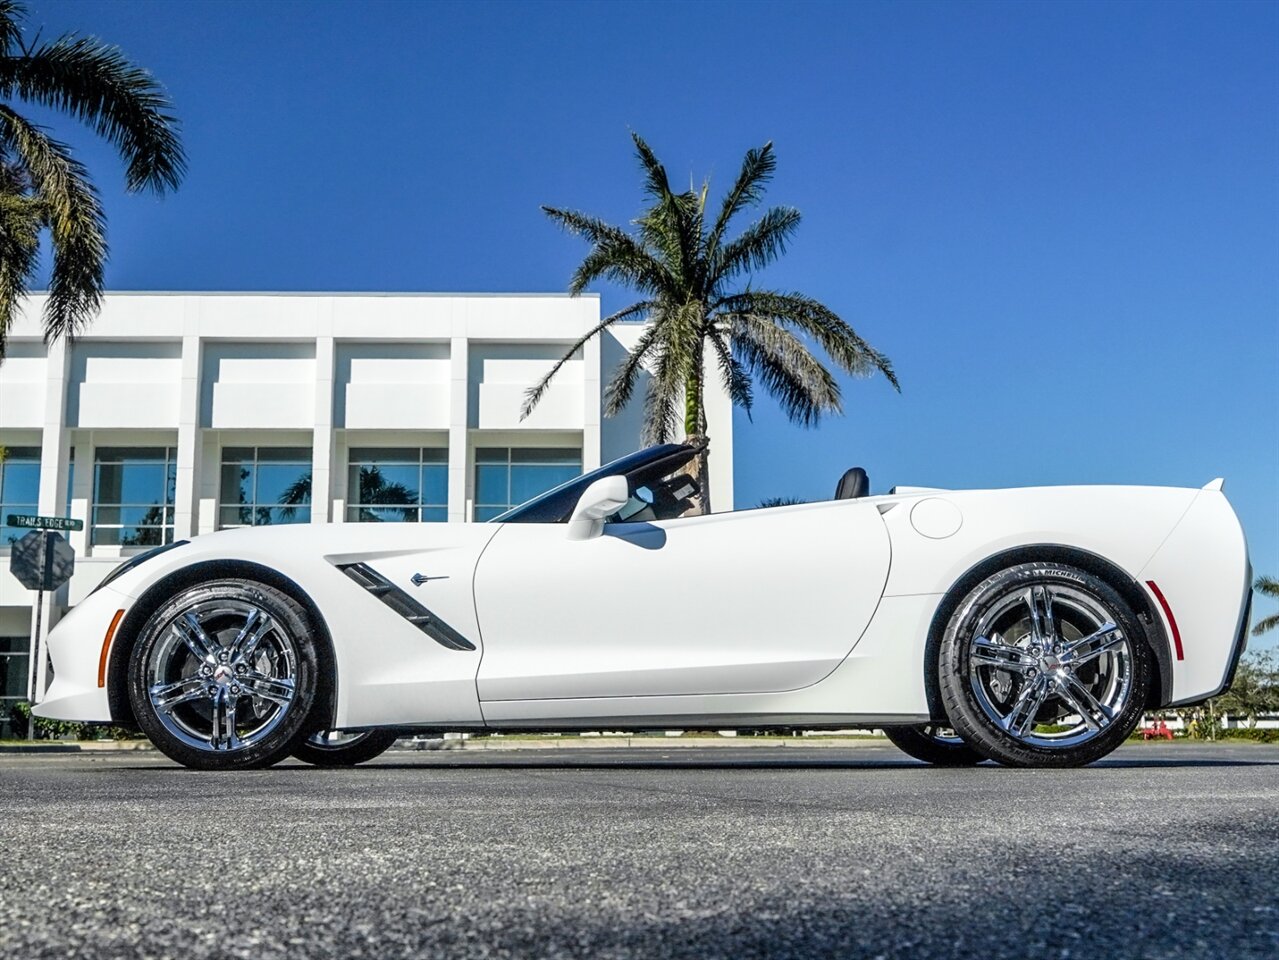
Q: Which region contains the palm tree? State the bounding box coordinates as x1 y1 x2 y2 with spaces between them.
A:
351 465 417 522
0 0 184 361
1254 575 1279 637
276 472 313 524
756 496 808 509
524 133 897 512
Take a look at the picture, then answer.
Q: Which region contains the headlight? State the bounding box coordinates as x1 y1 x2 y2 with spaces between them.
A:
92 540 189 595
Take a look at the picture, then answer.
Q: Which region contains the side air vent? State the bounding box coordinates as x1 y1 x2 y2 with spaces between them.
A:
338 563 476 651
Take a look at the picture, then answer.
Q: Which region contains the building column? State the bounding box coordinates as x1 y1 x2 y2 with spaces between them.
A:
311 335 335 523
702 350 734 510
29 337 70 703
67 434 92 557
447 335 469 522
173 334 202 540
582 333 602 471
198 433 219 535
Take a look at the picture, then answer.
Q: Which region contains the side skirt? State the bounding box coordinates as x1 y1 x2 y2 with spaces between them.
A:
479 713 931 732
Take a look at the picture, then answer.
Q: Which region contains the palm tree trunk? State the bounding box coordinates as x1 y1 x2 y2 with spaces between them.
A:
683 340 712 514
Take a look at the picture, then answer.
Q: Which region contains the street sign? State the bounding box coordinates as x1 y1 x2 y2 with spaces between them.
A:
5 513 84 532
10 529 76 737
9 530 76 592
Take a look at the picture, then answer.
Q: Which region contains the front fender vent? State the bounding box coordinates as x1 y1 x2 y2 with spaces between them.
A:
338 562 476 652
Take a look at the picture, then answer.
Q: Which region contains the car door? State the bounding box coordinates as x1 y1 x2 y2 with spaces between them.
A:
472 500 891 702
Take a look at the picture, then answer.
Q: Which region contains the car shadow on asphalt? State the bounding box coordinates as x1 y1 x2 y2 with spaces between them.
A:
108 755 1279 774
309 752 1279 772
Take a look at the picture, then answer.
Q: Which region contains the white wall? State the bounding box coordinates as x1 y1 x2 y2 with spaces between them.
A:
0 342 46 429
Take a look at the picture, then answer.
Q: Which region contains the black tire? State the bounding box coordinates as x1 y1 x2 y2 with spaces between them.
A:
293 729 400 766
128 578 321 770
939 562 1153 768
883 724 985 766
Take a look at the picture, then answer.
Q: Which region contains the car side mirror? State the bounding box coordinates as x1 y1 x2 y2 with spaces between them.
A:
566 475 630 541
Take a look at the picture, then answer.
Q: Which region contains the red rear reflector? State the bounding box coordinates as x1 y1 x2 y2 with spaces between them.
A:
1146 581 1184 661
97 609 126 688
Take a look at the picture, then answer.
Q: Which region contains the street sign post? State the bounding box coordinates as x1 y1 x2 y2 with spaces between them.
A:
7 519 78 739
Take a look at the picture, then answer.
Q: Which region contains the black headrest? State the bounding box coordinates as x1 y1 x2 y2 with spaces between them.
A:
834 467 869 500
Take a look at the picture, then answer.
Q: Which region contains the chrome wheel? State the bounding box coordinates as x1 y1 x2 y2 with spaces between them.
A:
882 722 983 765
966 582 1132 749
145 599 299 753
306 729 370 749
293 726 399 766
920 724 964 745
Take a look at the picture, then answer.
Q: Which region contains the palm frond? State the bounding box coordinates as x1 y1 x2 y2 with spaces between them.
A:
706 327 753 413
521 300 654 420
0 34 185 192
0 1 23 56
275 472 313 520
706 140 775 256
711 206 801 285
0 105 106 343
715 290 899 391
637 188 702 292
543 205 641 248
602 317 664 417
631 131 671 203
730 315 841 426
1253 576 1279 637
641 342 684 445
0 188 40 360
543 206 670 297
356 466 417 507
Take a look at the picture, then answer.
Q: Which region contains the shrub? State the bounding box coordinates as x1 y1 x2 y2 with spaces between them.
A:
9 701 141 742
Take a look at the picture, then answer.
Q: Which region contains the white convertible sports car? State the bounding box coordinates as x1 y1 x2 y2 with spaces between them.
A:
35 442 1251 769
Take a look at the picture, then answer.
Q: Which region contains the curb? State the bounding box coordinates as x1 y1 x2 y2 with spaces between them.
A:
0 743 83 753
0 740 157 754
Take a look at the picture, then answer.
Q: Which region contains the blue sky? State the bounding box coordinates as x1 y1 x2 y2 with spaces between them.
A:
20 0 1279 638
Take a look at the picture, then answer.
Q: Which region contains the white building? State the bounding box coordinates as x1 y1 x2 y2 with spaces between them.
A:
0 293 733 735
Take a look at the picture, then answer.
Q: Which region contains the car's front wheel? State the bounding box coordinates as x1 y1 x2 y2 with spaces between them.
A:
882 724 985 766
128 579 321 770
938 562 1153 768
293 728 399 766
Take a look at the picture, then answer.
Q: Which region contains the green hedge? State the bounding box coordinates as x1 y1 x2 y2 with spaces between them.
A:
9 701 139 742
1217 727 1279 743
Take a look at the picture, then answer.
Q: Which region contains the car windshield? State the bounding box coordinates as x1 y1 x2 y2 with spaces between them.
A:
491 442 703 524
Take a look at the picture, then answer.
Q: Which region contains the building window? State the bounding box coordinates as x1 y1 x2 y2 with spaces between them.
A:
92 447 175 547
0 446 40 546
219 447 312 528
347 448 448 522
474 447 581 521
0 635 30 739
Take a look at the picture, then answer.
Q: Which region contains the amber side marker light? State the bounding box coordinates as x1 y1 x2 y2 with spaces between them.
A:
97 609 126 688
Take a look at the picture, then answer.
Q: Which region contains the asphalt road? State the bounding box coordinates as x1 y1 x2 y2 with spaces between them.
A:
1 742 1277 959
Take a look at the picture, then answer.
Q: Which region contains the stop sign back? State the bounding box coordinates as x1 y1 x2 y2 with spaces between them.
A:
9 530 75 592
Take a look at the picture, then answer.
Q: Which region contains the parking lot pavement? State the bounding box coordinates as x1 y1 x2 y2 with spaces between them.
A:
1 743 1277 959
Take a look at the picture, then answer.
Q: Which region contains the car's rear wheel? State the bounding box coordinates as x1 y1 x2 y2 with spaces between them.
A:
939 562 1152 768
883 724 985 766
293 728 399 766
128 579 320 770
